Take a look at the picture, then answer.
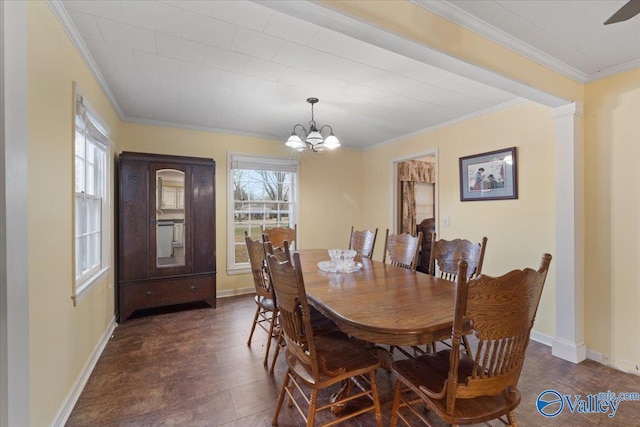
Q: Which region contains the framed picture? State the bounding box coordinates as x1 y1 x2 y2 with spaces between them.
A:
459 147 517 201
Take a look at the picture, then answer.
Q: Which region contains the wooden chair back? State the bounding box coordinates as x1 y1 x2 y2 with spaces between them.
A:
444 254 552 413
348 226 378 259
429 233 487 281
244 233 272 300
262 224 297 249
264 239 292 264
382 230 423 271
266 251 320 381
416 219 436 273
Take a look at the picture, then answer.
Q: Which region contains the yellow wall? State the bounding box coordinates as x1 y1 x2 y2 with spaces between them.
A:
363 102 557 336
585 67 640 372
120 124 364 292
27 2 121 425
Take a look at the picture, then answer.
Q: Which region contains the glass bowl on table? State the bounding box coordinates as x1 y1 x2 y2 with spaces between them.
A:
321 249 361 273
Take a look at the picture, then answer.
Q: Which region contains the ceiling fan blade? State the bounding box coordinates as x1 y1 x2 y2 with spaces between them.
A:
604 0 640 25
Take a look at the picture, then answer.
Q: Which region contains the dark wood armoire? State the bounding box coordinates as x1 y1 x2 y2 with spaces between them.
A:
118 152 216 321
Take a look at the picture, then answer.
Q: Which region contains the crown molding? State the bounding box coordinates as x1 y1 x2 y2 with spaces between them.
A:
47 0 125 119
411 0 589 84
586 58 640 82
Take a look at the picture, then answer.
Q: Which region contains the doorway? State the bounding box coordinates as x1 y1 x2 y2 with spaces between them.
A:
395 153 436 234
393 152 437 273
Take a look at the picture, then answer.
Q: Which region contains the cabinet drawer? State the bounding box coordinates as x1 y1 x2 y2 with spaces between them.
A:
120 274 215 319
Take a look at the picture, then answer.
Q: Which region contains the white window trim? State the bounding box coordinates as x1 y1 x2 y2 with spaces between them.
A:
227 152 299 275
72 82 112 304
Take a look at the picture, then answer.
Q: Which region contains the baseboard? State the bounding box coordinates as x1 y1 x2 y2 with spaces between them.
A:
50 318 117 427
217 287 254 298
552 336 587 363
534 334 635 374
609 357 640 376
586 348 607 364
530 330 553 346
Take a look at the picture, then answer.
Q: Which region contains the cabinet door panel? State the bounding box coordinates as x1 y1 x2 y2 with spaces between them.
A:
191 164 216 273
119 159 149 280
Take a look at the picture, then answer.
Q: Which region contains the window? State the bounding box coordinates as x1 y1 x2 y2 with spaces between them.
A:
73 84 111 303
415 182 435 222
227 153 298 274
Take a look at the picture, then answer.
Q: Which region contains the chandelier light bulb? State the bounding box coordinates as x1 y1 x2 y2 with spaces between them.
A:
286 134 304 149
306 130 323 145
323 133 340 150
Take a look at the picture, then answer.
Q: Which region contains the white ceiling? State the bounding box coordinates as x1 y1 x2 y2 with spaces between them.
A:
54 0 640 149
419 0 640 81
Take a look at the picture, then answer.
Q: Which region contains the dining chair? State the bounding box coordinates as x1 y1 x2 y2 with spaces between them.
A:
348 226 378 259
379 229 423 361
262 224 297 249
429 233 488 281
265 238 292 263
267 251 383 427
390 254 552 427
415 218 435 273
382 229 423 272
244 233 279 370
429 233 488 355
263 240 339 374
258 240 291 374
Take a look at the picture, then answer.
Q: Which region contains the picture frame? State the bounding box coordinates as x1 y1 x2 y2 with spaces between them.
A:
459 147 517 201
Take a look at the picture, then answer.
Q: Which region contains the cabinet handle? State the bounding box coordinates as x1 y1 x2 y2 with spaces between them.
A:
190 286 197 292
150 217 156 224
145 291 152 296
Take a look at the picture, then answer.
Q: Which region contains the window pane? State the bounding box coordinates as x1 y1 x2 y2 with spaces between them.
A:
235 243 249 264
89 232 100 270
87 197 101 233
80 197 88 234
245 225 262 241
75 128 85 156
75 194 83 235
277 203 291 225
75 156 85 194
85 142 96 196
96 153 104 198
78 235 87 275
75 237 82 278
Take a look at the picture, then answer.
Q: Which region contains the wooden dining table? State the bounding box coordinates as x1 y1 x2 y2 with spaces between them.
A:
297 249 464 347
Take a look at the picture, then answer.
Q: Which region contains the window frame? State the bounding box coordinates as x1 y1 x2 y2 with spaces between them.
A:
227 152 299 275
73 83 111 304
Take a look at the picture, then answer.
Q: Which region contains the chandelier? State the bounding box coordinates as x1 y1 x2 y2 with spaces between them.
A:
285 98 340 152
